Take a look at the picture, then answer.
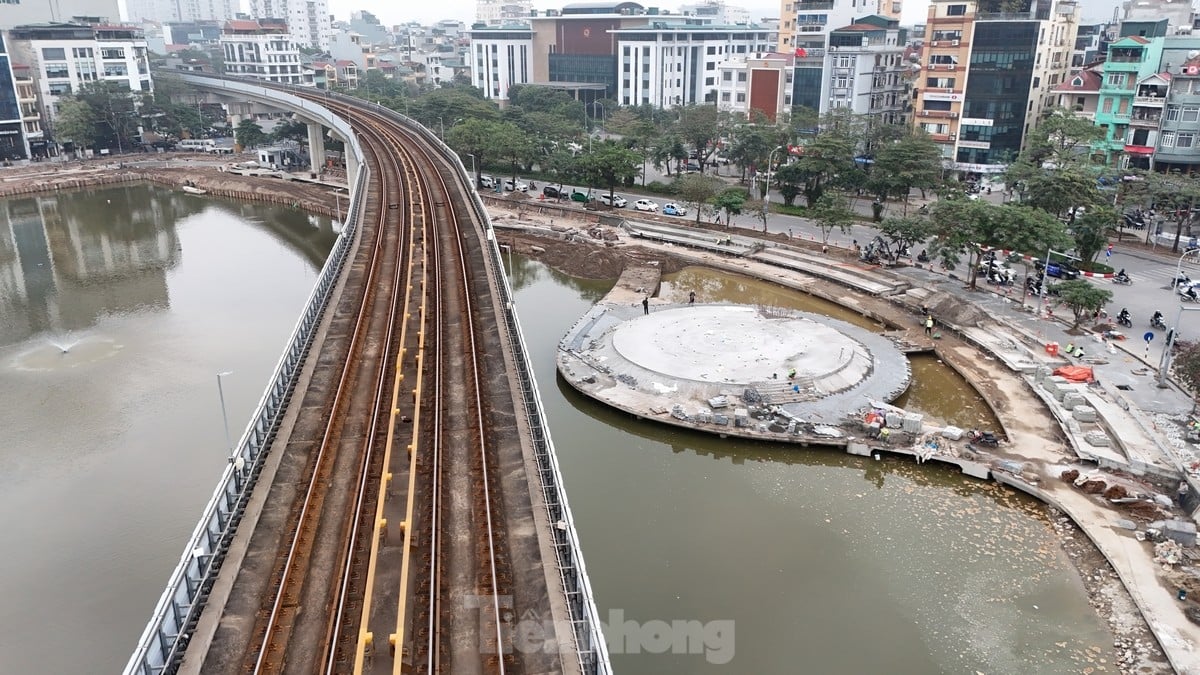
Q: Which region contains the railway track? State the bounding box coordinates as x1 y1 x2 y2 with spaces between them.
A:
234 97 517 675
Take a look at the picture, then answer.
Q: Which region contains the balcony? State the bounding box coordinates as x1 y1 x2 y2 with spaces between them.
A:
1104 59 1143 72
1101 81 1133 92
794 0 835 8
1134 95 1165 107
922 110 959 118
1130 113 1161 127
977 9 1050 20
928 39 965 47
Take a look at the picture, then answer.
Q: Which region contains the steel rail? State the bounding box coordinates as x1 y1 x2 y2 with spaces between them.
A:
253 119 407 673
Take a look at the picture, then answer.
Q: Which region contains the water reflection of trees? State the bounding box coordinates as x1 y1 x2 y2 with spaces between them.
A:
209 200 337 269
510 255 611 301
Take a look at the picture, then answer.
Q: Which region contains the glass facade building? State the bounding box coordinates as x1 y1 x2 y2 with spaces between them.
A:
956 21 1037 166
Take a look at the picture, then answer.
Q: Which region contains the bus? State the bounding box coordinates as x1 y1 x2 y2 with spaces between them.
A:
178 139 215 152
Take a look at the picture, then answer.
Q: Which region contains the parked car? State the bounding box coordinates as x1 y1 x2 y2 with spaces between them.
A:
570 190 594 203
479 175 495 188
600 193 627 207
634 199 659 212
683 162 701 172
542 184 563 198
505 179 529 192
1034 259 1080 280
663 203 687 216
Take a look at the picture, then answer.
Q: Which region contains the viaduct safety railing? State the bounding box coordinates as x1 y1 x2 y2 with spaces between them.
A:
367 102 613 675
123 75 368 675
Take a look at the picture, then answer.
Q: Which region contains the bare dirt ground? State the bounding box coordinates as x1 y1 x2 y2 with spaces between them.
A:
488 201 1175 675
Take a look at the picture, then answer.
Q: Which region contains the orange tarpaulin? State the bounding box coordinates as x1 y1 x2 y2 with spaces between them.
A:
1053 366 1095 383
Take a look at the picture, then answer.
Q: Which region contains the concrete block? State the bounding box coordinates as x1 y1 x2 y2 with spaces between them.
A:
734 408 750 428
942 425 963 441
1165 519 1198 547
713 414 729 426
847 441 871 457
1072 406 1097 423
902 413 924 434
1084 431 1111 447
885 412 903 429
1062 392 1087 409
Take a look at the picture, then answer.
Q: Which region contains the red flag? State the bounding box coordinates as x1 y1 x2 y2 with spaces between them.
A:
794 47 807 57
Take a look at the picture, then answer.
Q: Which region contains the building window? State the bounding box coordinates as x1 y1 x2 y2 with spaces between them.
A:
42 48 65 60
947 4 967 15
926 77 955 88
721 92 730 102
921 122 949 134
705 77 714 85
736 93 745 102
737 72 746 82
1167 105 1181 121
1184 105 1200 122
1179 132 1195 148
722 71 731 81
834 76 848 88
1161 131 1176 147
836 56 852 68
1105 73 1125 87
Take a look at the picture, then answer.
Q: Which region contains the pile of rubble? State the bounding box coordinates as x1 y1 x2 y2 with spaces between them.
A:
1154 539 1184 567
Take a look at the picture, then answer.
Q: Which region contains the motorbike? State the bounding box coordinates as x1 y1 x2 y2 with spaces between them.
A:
1173 274 1192 288
1117 311 1133 328
917 250 930 263
967 429 1000 448
1113 274 1132 285
1152 313 1168 330
1184 288 1200 303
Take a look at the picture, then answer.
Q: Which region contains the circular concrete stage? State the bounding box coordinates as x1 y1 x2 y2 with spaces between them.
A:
612 305 871 390
559 303 912 425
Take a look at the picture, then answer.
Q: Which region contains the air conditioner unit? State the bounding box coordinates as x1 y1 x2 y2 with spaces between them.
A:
949 134 957 140
927 63 935 70
952 39 960 46
951 112 959 118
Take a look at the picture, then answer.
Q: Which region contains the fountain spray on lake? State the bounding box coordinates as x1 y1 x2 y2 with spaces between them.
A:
10 333 123 371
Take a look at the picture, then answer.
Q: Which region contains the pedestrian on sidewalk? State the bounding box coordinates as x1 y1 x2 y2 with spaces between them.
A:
642 297 649 315
688 291 696 305
924 315 933 337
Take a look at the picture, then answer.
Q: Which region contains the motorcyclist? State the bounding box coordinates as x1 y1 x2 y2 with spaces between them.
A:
1188 286 1198 301
1116 268 1130 282
1118 307 1131 323
1153 310 1166 328
917 249 929 263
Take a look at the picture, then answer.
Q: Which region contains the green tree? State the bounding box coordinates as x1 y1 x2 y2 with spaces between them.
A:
773 161 805 206
55 98 98 152
879 215 936 258
674 173 724 224
579 141 641 201
790 127 855 206
1055 279 1114 330
869 131 944 210
447 118 503 186
1125 171 1200 253
408 85 499 132
1072 206 1117 264
270 118 309 143
487 121 535 186
712 187 748 227
1024 107 1106 166
675 104 724 171
235 119 267 149
928 199 1071 288
1007 161 1102 219
808 192 855 244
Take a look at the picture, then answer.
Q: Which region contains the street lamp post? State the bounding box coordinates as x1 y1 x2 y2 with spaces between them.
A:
216 371 234 459
466 152 477 185
1037 248 1080 319
437 116 444 138
1159 305 1200 388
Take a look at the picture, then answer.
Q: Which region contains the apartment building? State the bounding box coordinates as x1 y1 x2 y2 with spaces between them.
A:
249 0 330 51
1052 62 1102 119
0 0 119 30
1156 53 1200 172
7 22 152 123
1092 22 1167 165
220 19 304 85
611 21 776 108
476 0 534 25
468 24 533 102
124 0 234 24
911 0 1079 174
715 52 794 120
12 64 42 157
824 14 909 123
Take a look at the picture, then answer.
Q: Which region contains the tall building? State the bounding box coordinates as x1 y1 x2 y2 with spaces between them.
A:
777 0 902 54
715 52 794 120
1092 20 1168 165
911 0 1080 174
1122 0 1197 34
124 0 235 24
1072 23 1111 67
824 14 910 123
248 0 330 51
476 0 534 25
611 21 776 108
468 24 533 101
679 0 751 25
0 34 26 160
0 0 120 30
220 18 305 84
7 22 151 125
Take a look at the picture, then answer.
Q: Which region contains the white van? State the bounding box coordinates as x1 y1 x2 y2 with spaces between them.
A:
178 139 215 152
